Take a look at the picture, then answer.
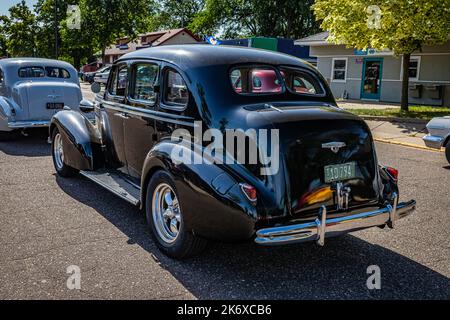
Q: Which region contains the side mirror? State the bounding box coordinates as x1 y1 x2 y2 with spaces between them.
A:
79 99 95 113
91 82 101 94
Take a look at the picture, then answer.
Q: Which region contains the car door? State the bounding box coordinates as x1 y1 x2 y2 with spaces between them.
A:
101 63 129 172
123 61 160 181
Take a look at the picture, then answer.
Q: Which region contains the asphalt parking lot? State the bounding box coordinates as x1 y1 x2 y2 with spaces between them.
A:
0 128 449 299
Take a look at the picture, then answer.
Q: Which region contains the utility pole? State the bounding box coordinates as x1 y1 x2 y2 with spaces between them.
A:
54 0 58 59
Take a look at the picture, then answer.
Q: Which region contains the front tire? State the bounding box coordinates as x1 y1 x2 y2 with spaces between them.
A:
145 170 207 259
51 128 79 177
445 141 450 164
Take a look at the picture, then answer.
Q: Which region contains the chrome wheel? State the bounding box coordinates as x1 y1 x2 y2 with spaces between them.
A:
53 133 64 170
151 183 182 244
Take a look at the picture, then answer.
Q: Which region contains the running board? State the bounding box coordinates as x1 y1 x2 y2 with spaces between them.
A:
80 170 141 206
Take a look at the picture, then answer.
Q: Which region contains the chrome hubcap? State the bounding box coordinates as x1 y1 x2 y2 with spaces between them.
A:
53 133 64 170
152 183 182 244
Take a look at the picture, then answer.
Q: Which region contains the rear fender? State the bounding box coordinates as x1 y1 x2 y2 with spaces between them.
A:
141 140 257 241
50 110 103 170
0 97 14 132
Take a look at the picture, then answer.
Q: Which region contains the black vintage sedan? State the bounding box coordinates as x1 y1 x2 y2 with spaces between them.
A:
49 45 416 259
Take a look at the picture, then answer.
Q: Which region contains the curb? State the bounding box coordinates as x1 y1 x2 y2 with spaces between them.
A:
374 137 444 152
357 115 428 125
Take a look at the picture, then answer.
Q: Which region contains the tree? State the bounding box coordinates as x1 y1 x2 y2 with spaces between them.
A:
83 0 156 62
151 0 206 30
0 16 8 57
34 0 73 59
313 0 450 111
3 0 37 57
188 0 320 39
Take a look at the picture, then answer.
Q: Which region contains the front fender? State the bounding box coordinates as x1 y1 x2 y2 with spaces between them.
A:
50 110 102 171
141 140 258 241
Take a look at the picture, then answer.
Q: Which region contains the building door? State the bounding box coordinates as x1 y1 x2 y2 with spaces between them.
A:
361 58 383 100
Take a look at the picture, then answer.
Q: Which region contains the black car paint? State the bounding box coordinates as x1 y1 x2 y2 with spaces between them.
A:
50 45 396 242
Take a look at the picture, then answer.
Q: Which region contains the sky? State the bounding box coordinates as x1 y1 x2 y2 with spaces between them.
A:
0 0 38 16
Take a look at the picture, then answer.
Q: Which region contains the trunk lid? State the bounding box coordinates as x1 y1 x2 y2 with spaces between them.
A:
257 105 380 216
16 81 81 121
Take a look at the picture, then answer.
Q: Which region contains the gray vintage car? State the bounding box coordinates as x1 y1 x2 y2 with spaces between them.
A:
0 58 82 138
423 116 450 163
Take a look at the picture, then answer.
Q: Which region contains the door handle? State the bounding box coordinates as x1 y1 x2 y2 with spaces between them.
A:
114 112 130 119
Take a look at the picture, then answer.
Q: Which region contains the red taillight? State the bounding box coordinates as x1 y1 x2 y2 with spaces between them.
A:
240 183 257 203
386 166 398 180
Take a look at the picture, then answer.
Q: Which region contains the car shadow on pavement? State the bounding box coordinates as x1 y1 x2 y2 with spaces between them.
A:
0 129 50 157
56 175 450 300
390 121 427 136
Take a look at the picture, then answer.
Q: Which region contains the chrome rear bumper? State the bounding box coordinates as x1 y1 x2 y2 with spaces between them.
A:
8 120 50 129
255 193 416 246
422 134 444 149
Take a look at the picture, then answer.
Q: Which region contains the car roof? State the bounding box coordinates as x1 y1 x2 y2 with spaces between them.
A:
117 44 314 70
0 58 76 70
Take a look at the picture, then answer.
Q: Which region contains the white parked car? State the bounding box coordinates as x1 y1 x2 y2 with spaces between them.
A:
423 116 450 163
93 66 111 84
0 58 83 138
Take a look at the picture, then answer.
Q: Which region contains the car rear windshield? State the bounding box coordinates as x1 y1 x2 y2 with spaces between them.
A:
45 67 71 78
231 67 283 94
18 67 45 78
230 65 325 96
18 66 71 79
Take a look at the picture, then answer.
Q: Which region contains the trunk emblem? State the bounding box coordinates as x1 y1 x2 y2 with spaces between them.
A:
322 142 346 153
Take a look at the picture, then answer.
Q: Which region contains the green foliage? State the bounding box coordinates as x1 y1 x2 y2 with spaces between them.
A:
347 106 450 121
3 0 37 57
313 0 450 54
188 0 320 39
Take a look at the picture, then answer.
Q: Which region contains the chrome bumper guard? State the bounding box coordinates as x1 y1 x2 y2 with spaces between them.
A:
8 120 50 129
255 193 416 246
422 134 444 149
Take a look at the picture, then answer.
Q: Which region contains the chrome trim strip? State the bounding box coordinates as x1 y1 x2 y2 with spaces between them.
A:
100 99 196 127
255 199 416 246
8 120 50 128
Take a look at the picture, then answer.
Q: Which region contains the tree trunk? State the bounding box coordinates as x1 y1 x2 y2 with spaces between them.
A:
73 54 81 71
401 53 410 111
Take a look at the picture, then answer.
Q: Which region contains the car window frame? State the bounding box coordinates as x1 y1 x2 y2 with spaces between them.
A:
279 65 327 98
127 60 160 108
106 62 129 103
229 64 286 96
160 66 189 112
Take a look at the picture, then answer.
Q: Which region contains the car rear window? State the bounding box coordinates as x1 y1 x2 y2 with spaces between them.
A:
230 67 284 94
18 67 45 78
280 67 325 96
45 67 71 79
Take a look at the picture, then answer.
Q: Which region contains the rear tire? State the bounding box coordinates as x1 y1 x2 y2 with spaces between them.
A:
145 170 207 259
51 128 79 177
445 141 450 164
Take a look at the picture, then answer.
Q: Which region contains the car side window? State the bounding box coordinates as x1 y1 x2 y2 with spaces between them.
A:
0 68 4 85
108 65 128 97
163 69 188 108
130 63 159 104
